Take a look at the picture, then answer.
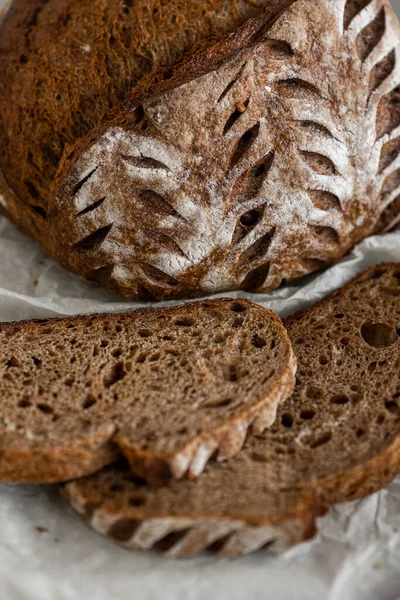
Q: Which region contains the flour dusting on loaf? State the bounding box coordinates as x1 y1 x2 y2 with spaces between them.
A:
50 0 400 300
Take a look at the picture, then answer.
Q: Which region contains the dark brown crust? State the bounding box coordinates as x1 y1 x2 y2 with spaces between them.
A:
0 298 296 484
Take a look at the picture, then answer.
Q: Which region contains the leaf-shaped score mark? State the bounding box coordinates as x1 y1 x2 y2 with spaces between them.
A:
369 49 396 93
232 152 275 202
238 227 276 271
137 263 180 288
356 8 386 62
230 122 260 167
72 166 99 196
275 78 320 99
308 191 342 212
343 0 371 30
121 155 170 171
136 189 185 220
76 197 106 217
301 152 338 176
74 224 113 252
223 99 250 135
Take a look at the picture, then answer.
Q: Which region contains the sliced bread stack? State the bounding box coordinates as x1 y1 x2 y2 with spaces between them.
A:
0 264 399 558
62 263 400 557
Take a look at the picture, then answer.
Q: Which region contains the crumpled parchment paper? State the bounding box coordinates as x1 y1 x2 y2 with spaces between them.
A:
0 217 399 600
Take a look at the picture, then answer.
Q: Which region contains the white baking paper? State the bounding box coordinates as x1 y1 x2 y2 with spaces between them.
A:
1 0 400 595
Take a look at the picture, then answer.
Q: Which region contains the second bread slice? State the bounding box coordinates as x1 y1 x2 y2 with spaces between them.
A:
0 298 295 484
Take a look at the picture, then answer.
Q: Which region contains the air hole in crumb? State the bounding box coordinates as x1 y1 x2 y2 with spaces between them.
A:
330 394 349 405
36 403 54 414
65 376 75 386
115 325 123 333
129 496 146 507
18 398 31 408
136 352 147 363
305 385 324 400
138 329 152 338
230 302 246 313
101 340 109 348
214 333 226 344
176 427 188 435
222 365 239 382
251 334 267 348
368 269 386 280
251 451 269 463
356 428 366 438
83 395 97 410
309 430 331 448
6 357 20 369
174 317 195 327
232 316 244 328
103 362 126 388
32 356 42 368
385 400 399 413
281 413 293 428
203 397 233 408
110 484 124 493
319 355 329 365
300 409 315 420
112 348 122 358
361 322 398 348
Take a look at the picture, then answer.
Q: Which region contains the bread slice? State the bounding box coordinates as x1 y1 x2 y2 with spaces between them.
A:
0 298 295 484
47 0 400 300
0 0 280 241
64 263 400 558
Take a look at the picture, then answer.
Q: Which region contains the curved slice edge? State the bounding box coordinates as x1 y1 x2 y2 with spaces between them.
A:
62 481 326 558
115 346 296 485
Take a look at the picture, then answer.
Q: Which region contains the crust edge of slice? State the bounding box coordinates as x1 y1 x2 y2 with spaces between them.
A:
62 480 327 558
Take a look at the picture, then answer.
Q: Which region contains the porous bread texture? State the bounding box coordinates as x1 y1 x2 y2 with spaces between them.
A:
0 0 275 239
49 0 400 300
0 298 296 484
64 264 400 558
